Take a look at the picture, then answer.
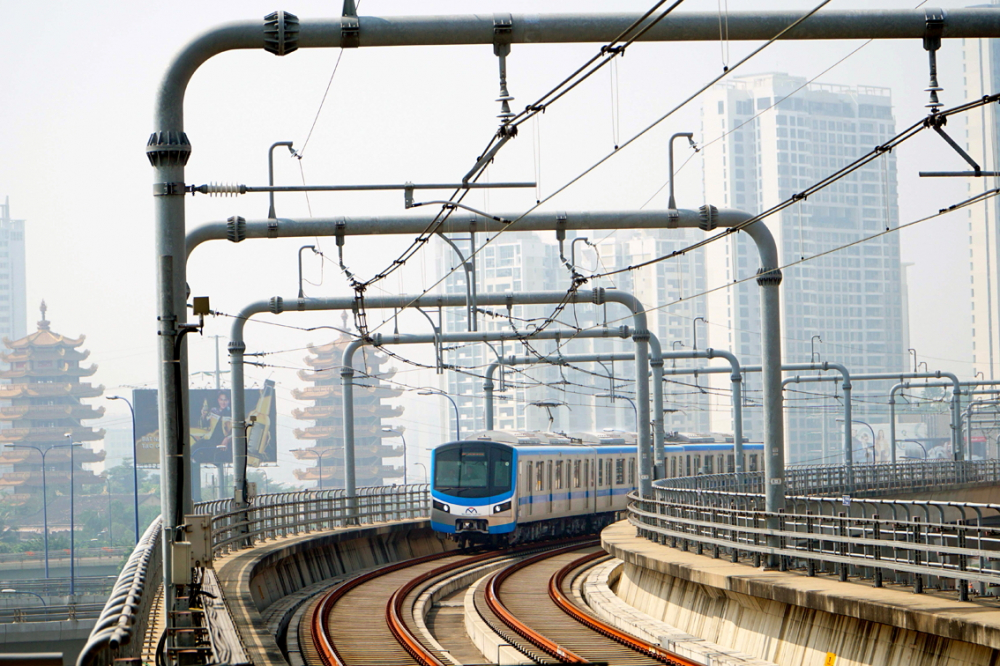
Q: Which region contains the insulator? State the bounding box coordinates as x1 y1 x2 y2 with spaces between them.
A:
203 182 245 197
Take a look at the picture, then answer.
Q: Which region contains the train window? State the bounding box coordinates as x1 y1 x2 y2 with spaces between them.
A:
492 448 513 493
670 458 676 477
547 462 553 493
536 461 545 490
434 444 512 498
704 456 713 474
573 460 581 488
615 459 624 485
555 461 564 489
584 460 589 487
749 454 758 472
628 459 635 485
694 455 701 474
727 454 734 474
598 459 603 485
526 463 533 493
685 455 691 477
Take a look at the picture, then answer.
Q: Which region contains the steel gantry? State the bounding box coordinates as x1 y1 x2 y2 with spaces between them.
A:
155 5 1000 646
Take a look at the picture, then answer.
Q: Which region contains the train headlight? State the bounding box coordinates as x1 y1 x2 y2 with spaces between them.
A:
433 500 450 513
493 501 512 514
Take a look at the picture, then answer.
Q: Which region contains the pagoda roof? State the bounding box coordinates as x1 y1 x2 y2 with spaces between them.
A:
0 363 98 379
0 447 104 466
0 468 105 490
0 426 105 444
1 347 90 363
0 404 105 422
292 384 402 401
0 382 104 399
292 403 405 421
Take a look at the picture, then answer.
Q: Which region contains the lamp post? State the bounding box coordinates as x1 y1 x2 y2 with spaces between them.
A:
596 393 639 432
64 435 79 597
106 395 139 546
295 449 335 490
667 132 697 210
382 427 408 485
417 389 461 440
0 589 45 607
11 442 80 581
908 348 917 373
414 462 428 485
104 477 113 547
810 335 822 362
691 318 707 404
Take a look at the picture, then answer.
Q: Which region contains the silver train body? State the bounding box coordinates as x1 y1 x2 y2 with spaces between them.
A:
430 430 637 546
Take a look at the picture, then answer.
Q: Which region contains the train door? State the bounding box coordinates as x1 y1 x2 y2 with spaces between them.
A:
584 459 591 512
547 461 553 513
670 456 676 478
606 459 614 508
525 462 533 516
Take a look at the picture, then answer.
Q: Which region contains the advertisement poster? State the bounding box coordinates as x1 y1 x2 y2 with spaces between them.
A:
132 384 277 467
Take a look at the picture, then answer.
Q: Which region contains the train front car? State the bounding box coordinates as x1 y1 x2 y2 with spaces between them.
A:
430 439 516 546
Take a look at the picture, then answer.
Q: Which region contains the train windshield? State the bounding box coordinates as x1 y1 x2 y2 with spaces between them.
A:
434 443 513 498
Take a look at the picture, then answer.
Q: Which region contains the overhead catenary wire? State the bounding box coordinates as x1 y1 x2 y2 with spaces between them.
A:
358 0 834 343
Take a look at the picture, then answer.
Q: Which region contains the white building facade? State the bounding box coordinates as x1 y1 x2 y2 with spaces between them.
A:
701 73 908 464
0 197 26 343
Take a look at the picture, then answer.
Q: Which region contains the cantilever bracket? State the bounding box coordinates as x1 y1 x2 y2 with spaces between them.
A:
919 116 989 177
923 8 945 113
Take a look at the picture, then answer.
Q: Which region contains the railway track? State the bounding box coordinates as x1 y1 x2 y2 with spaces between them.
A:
299 538 699 666
485 543 700 666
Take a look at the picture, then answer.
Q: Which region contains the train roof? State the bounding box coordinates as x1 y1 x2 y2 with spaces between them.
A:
463 430 639 447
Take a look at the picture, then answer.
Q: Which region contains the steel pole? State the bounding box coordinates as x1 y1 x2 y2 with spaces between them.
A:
41 453 48 579
69 441 75 598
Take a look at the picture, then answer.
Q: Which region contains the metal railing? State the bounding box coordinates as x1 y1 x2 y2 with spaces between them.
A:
655 459 1000 498
76 517 162 666
632 459 1000 601
0 603 106 623
77 484 431 666
202 484 430 556
0 576 118 597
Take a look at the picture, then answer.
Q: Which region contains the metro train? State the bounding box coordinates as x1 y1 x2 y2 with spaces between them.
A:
429 429 761 546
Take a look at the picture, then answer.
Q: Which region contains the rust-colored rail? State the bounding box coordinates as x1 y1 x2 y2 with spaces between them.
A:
549 552 702 666
485 542 596 663
311 549 456 666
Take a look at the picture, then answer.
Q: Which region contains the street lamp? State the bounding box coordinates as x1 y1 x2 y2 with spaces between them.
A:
414 462 428 485
295 449 335 490
0 589 45 607
670 341 684 369
692 317 708 351
382 427 408 485
838 418 876 464
810 335 822 363
908 348 917 374
416 389 461 440
596 393 639 432
667 132 697 210
106 395 139 546
104 477 113 547
11 441 80 581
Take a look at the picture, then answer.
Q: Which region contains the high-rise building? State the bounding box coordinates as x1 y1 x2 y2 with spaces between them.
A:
0 197 27 342
701 73 908 464
964 15 1000 380
436 229 713 439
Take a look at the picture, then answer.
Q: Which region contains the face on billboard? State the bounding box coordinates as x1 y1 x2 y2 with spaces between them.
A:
132 387 277 467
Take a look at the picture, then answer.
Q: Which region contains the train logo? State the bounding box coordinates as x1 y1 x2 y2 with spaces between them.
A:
465 507 478 515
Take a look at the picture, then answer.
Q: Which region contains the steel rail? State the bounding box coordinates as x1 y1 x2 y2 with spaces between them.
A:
485 542 592 664
311 549 458 666
549 551 701 666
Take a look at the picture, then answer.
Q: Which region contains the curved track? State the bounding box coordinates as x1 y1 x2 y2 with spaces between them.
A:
485 542 701 666
301 539 700 666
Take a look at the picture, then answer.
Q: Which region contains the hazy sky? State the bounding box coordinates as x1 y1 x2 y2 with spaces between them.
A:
0 0 988 484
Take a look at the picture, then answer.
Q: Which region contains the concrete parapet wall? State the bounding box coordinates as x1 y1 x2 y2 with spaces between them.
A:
215 519 452 666
602 521 1000 666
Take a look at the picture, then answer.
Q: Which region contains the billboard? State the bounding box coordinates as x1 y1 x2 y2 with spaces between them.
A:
133 383 277 467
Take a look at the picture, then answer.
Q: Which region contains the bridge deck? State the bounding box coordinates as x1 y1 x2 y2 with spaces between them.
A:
602 520 1000 656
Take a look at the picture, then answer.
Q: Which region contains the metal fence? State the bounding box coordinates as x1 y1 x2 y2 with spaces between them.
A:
77 484 431 666
77 517 162 666
632 459 1000 601
0 576 118 597
654 459 1000 499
